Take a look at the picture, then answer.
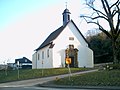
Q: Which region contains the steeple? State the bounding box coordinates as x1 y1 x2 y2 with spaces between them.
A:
62 4 71 26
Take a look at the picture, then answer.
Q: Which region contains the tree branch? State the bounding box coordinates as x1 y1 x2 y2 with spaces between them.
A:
115 11 120 33
112 10 117 17
92 16 108 21
104 0 111 14
80 15 108 21
82 0 119 42
101 0 109 15
86 3 107 17
87 21 112 39
110 0 120 9
112 2 120 17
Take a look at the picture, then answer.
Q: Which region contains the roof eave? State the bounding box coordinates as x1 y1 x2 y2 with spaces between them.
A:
35 22 69 51
35 43 51 51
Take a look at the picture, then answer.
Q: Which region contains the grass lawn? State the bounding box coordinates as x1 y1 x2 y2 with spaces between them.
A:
0 68 91 83
54 70 120 86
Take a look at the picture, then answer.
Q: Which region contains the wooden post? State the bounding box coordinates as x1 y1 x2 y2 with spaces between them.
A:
42 61 44 76
17 61 19 79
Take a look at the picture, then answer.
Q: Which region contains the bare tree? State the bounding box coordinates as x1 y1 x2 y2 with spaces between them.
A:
81 0 120 64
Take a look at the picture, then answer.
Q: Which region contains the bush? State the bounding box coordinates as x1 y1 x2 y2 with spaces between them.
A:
108 64 120 70
104 63 120 70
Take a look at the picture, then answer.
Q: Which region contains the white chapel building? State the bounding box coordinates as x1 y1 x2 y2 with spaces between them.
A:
32 8 94 69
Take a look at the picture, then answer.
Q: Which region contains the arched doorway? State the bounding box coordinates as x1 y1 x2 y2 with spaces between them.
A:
65 45 78 67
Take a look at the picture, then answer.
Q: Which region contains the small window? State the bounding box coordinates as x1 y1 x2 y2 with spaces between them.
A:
42 51 44 59
68 15 70 20
25 59 27 62
38 53 40 60
47 49 49 58
69 37 74 40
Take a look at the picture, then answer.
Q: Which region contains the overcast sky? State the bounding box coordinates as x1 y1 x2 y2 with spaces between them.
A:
0 0 94 64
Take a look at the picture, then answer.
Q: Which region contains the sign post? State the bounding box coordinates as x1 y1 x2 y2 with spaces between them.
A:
17 61 19 79
42 61 44 76
66 57 72 80
3 61 7 76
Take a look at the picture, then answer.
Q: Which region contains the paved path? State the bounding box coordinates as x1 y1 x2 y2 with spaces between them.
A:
0 69 98 87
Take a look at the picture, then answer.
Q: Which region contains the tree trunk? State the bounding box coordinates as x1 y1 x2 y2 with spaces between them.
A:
112 40 118 64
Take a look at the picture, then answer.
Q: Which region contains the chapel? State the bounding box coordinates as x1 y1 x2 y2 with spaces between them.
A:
32 8 94 69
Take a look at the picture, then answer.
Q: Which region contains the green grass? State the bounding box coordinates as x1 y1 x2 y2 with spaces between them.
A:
54 70 120 86
0 68 91 83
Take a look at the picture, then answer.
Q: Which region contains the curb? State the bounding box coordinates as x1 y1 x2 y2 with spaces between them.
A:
37 84 120 90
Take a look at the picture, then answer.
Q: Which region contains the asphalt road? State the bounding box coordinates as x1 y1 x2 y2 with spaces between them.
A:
1 86 120 90
0 86 93 90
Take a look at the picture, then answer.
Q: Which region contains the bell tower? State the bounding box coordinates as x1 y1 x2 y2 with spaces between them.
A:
62 4 71 26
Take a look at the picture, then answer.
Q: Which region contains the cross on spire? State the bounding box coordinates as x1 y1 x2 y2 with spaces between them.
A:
65 2 67 9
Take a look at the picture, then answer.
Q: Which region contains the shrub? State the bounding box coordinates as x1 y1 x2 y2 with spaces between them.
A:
104 63 120 70
108 64 120 70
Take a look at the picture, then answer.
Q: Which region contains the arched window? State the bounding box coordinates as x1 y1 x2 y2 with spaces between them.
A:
42 51 44 59
68 15 70 20
38 53 39 60
47 49 49 58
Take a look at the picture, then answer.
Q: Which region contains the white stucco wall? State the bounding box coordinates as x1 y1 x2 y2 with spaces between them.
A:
39 46 53 68
32 52 37 69
69 22 88 47
32 52 41 69
52 21 94 68
32 45 53 69
78 46 94 67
